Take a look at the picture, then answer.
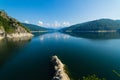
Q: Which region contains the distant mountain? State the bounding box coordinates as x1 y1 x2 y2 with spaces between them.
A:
61 19 120 32
22 23 51 31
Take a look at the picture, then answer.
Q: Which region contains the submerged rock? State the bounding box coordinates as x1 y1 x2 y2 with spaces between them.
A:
51 55 70 80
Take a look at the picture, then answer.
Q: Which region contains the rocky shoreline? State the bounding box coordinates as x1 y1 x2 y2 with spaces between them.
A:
0 33 33 40
0 10 33 40
51 55 70 80
7 33 33 38
0 36 4 40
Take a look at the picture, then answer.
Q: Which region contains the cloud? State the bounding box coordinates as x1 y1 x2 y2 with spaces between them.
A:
24 20 29 24
37 20 70 28
63 22 70 27
53 21 61 27
38 21 44 26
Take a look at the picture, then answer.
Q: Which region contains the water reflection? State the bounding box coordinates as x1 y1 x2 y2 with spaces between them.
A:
32 32 49 38
63 32 120 40
0 38 31 66
0 32 120 80
39 32 70 41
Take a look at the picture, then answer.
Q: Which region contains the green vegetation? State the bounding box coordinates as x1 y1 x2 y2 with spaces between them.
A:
17 22 30 32
82 74 106 80
0 16 15 33
61 19 120 32
0 10 30 33
113 70 120 77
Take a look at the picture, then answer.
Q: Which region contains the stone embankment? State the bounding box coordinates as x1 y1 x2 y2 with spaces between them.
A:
51 55 70 80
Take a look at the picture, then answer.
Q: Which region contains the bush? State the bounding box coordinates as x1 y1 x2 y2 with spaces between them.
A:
82 74 106 80
0 14 30 33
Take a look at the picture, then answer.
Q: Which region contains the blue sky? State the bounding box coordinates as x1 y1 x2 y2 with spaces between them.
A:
0 0 120 28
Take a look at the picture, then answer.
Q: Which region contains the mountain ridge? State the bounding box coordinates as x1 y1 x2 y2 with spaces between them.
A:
22 23 50 31
61 19 120 32
22 23 56 33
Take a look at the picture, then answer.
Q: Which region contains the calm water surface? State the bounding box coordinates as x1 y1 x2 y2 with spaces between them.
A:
0 32 120 80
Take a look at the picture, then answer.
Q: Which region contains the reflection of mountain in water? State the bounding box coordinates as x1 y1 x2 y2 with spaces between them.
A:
32 32 49 37
0 38 31 66
63 32 120 39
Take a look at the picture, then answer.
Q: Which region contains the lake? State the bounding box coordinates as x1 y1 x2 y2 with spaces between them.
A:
0 32 120 80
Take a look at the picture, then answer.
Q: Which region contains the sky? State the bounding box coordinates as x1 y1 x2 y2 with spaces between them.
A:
0 0 120 28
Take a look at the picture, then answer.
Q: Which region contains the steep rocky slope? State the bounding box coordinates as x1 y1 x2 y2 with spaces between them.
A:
0 10 33 39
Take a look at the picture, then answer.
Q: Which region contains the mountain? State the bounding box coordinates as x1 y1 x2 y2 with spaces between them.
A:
22 23 49 31
61 19 120 32
0 10 33 39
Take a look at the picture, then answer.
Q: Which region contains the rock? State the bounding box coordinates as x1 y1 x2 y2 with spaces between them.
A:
0 26 5 39
6 33 33 39
0 10 33 40
0 10 9 20
51 55 70 80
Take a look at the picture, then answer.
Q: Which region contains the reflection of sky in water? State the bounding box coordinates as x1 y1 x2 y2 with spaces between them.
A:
39 33 70 41
1 32 120 80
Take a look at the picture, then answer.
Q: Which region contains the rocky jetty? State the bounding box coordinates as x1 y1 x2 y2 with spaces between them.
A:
0 10 33 40
51 55 70 80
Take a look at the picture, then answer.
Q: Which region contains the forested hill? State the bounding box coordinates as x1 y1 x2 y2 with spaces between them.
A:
61 19 120 32
0 10 30 33
22 23 51 31
0 10 33 39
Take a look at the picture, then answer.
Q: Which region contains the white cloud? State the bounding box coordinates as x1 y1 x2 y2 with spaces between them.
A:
38 21 44 26
63 22 70 27
24 20 29 24
53 21 61 27
37 20 70 28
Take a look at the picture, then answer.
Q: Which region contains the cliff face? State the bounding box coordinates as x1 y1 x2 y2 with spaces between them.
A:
0 10 33 39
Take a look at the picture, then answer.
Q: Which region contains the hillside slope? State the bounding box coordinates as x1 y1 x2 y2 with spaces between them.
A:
61 19 120 32
0 10 33 39
22 23 49 31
